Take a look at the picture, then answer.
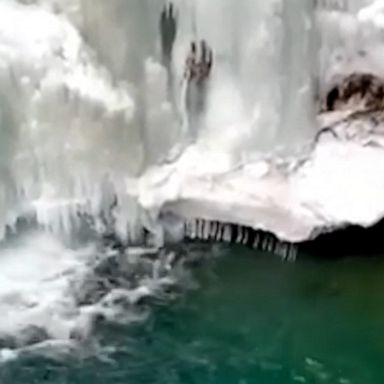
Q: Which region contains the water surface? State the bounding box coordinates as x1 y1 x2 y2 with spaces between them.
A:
2 245 384 384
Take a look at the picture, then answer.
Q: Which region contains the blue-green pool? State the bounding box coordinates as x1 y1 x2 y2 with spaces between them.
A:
2 245 384 384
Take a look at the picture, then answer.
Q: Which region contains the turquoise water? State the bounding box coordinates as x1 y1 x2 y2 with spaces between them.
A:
2 245 384 384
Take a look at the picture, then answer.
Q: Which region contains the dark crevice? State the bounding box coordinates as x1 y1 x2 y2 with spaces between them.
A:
299 218 384 258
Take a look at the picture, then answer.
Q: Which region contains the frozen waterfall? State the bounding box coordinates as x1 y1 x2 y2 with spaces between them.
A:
71 0 317 158
0 0 381 245
0 0 320 242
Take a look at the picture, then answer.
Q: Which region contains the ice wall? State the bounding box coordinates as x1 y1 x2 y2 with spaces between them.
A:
43 0 318 159
278 0 317 152
0 0 145 241
0 0 323 242
316 0 380 95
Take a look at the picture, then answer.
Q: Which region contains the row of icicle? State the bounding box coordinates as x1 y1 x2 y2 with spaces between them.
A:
184 219 298 261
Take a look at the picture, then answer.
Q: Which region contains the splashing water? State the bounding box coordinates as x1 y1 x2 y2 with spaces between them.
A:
0 229 198 362
0 232 97 361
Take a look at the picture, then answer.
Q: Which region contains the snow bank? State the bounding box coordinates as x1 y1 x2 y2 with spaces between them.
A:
138 122 384 243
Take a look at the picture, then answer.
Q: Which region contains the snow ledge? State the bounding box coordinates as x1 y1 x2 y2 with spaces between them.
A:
138 117 384 243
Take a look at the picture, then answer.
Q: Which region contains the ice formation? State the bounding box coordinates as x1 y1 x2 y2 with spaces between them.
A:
0 0 384 244
138 0 384 243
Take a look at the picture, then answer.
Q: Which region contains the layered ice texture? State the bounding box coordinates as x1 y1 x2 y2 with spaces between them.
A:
0 1 383 250
0 0 319 243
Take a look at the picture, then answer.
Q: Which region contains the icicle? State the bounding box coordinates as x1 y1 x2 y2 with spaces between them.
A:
191 220 197 239
267 236 275 252
200 220 205 239
184 221 190 238
210 221 217 240
253 233 260 248
242 228 249 245
287 245 298 262
235 226 242 244
217 223 224 241
224 225 231 243
207 221 212 239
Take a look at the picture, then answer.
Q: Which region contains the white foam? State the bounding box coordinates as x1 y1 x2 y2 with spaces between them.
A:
0 230 187 361
0 233 96 344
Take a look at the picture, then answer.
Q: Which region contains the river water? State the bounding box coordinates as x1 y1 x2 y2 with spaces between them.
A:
1 244 383 384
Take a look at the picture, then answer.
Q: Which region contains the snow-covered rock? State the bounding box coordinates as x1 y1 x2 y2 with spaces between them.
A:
138 114 384 243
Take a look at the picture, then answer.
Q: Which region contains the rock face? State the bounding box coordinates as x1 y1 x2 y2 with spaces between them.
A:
321 73 384 113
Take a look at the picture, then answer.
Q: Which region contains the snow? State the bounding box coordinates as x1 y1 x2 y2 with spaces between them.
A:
0 1 133 113
138 127 384 243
